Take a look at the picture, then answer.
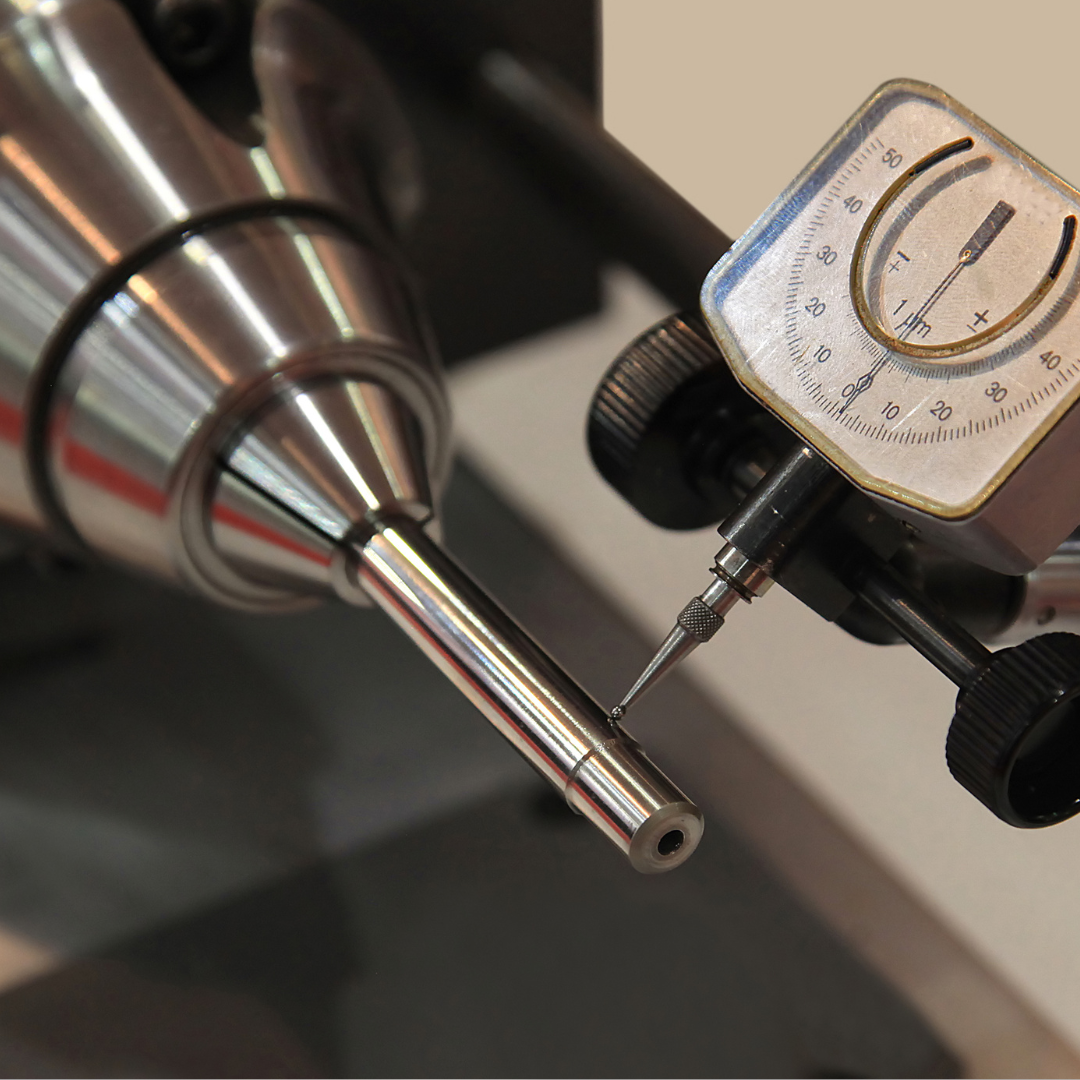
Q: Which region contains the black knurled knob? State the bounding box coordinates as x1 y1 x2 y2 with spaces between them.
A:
587 311 790 529
947 632 1080 827
589 311 721 484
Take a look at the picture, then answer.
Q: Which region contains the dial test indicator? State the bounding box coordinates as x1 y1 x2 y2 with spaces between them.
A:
703 80 1080 573
600 79 1080 835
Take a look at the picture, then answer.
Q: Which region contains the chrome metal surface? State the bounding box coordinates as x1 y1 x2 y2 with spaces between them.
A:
212 372 435 604
227 378 433 541
341 516 703 873
0 0 706 869
714 543 773 598
613 445 846 719
209 469 336 597
614 561 751 719
0 0 437 597
50 216 447 608
0 0 385 528
1004 537 1080 640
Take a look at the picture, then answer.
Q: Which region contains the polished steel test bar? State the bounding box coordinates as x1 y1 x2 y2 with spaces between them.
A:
0 0 705 873
345 517 703 873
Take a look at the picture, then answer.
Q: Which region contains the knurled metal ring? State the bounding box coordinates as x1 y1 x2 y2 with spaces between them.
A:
677 597 724 642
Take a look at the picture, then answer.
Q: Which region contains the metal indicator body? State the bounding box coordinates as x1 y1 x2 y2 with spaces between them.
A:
702 80 1080 574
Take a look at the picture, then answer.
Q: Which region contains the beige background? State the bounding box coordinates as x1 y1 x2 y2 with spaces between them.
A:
452 0 1080 1067
602 1 1080 243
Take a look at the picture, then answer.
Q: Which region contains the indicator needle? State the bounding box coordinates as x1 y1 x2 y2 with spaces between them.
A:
612 572 743 721
842 200 1016 417
837 355 889 416
898 199 1016 341
959 200 1016 265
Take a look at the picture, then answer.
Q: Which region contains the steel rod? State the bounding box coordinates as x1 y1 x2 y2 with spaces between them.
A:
475 51 732 308
345 516 703 873
855 560 991 688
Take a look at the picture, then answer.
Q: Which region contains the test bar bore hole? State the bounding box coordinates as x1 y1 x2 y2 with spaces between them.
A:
657 829 684 857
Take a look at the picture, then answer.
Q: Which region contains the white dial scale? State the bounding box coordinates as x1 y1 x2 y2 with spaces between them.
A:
703 80 1080 573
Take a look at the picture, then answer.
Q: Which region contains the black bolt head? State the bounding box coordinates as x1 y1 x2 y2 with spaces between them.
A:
152 0 237 70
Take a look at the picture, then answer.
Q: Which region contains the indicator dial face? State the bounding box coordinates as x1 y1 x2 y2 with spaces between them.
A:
702 80 1080 519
